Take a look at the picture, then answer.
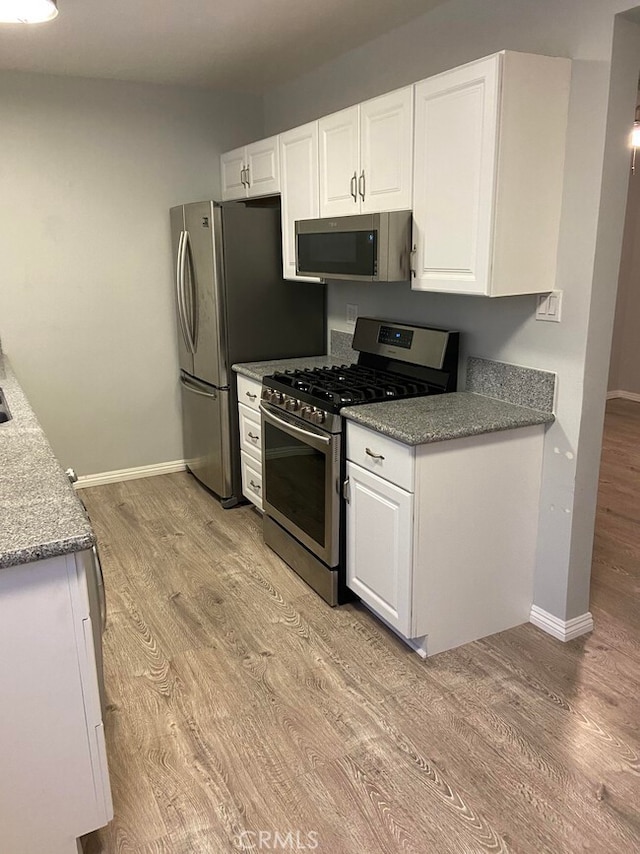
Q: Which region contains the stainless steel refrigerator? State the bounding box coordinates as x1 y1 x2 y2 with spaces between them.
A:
170 199 325 507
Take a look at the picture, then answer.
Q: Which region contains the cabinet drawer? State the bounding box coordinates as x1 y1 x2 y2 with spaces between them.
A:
239 403 262 460
237 374 261 412
241 451 263 511
347 422 414 491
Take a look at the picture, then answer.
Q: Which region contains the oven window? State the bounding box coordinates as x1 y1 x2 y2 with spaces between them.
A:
297 230 376 277
264 421 326 547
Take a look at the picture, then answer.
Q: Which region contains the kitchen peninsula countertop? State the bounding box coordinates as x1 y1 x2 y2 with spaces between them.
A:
0 354 95 570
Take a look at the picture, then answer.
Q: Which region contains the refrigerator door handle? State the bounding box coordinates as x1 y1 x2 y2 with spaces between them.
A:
180 374 218 399
176 230 191 352
181 231 197 355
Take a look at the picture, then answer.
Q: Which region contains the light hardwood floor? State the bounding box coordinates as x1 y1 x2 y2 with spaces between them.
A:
83 400 640 854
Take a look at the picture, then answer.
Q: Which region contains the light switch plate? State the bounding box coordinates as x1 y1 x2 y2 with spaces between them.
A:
536 290 562 322
346 304 358 325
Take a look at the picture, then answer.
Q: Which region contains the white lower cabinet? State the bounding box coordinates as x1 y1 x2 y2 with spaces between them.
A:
0 551 112 854
346 461 413 634
236 375 264 511
345 421 546 656
241 450 263 511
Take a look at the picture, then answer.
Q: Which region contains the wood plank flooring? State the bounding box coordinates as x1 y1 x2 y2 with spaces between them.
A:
82 400 640 854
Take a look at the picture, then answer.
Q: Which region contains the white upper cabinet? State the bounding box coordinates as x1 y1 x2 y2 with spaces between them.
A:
279 122 321 281
359 88 413 214
319 87 413 217
220 146 246 201
318 106 360 216
221 136 280 200
412 51 571 296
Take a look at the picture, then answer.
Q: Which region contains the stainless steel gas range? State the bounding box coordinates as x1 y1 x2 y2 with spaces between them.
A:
259 317 460 605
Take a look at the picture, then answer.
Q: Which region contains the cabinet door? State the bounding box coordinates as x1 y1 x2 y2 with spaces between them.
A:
279 122 322 281
0 555 112 853
346 461 413 635
360 87 413 213
412 54 501 294
246 136 280 197
318 106 360 216
238 402 262 462
241 450 263 511
220 146 247 200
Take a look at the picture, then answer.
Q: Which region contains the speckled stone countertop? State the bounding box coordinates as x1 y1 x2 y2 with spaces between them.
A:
233 345 554 447
341 392 554 446
0 355 95 570
233 354 346 382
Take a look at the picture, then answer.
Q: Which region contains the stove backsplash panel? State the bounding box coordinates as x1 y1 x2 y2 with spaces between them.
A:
330 329 357 362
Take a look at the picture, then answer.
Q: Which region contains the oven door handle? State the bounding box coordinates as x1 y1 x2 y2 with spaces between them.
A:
260 403 332 450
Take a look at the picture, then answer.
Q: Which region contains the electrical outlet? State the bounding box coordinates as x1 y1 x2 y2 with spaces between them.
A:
536 290 562 322
346 304 358 325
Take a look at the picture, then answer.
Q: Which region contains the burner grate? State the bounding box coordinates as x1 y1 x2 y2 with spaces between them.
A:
270 364 438 408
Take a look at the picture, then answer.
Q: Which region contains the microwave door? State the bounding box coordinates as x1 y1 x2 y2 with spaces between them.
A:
296 229 377 281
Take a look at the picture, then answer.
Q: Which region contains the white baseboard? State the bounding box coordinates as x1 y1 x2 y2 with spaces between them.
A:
530 605 594 641
76 460 187 489
607 389 640 402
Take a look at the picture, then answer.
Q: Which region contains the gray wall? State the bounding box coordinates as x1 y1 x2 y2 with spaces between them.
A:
609 167 640 395
0 71 262 475
262 0 639 622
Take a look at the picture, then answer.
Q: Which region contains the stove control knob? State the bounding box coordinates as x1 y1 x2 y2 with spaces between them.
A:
261 389 272 403
273 392 284 404
311 408 326 425
300 406 313 420
285 397 300 412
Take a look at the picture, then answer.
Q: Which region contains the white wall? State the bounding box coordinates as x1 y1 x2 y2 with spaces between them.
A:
262 0 639 622
0 71 262 475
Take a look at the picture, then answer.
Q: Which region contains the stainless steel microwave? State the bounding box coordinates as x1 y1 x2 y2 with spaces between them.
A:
295 210 412 282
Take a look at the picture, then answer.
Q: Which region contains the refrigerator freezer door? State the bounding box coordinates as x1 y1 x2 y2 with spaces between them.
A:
170 205 194 376
180 372 233 500
184 202 227 388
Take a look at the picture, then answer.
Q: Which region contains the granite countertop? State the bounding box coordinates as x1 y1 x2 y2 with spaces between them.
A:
233 354 346 382
0 355 95 570
341 391 554 446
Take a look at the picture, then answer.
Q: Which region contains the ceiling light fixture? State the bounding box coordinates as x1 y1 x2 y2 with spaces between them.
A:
0 0 58 23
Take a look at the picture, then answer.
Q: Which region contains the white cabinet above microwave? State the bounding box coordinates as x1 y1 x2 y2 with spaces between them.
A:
318 87 413 217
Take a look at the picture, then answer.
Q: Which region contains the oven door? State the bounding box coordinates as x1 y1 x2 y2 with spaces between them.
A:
260 402 340 567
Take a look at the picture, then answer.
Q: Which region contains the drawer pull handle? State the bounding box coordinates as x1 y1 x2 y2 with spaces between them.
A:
248 432 259 441
365 447 385 460
245 392 257 400
249 480 261 491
